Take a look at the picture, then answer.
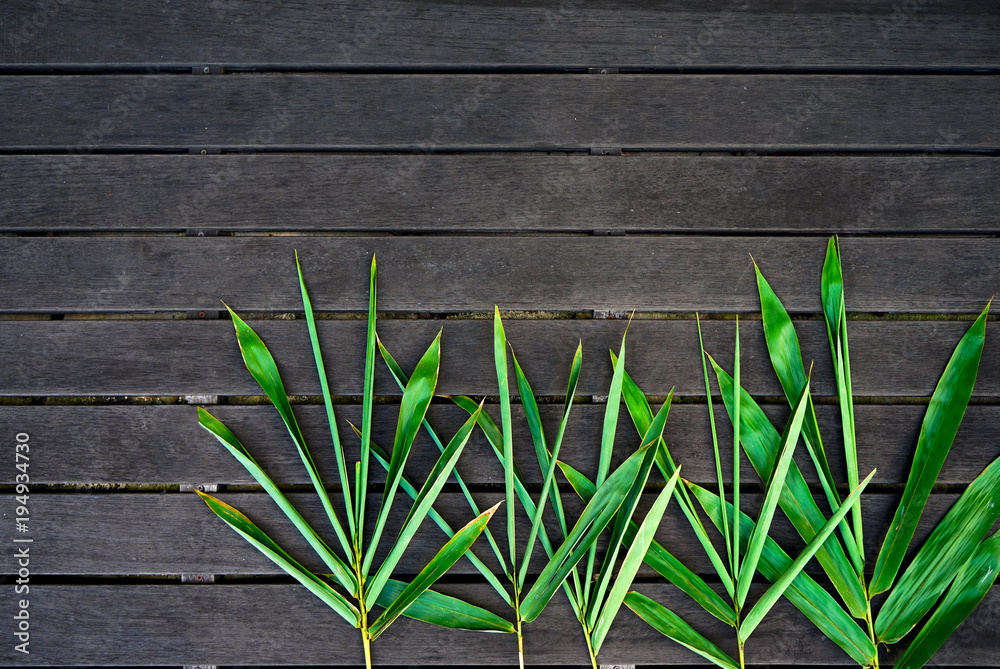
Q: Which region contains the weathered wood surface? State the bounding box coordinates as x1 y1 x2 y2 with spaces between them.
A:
3 75 998 150
3 155 999 233
1 1 997 70
12 491 980 579
2 320 996 397
3 404 998 487
3 237 998 313
2 583 997 665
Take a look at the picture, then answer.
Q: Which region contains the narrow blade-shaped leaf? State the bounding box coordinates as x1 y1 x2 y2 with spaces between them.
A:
689 482 875 666
557 459 736 626
375 579 514 634
739 468 876 643
697 315 732 578
198 408 357 592
876 452 1000 643
369 502 501 639
592 467 681 654
871 302 990 594
225 306 353 558
892 532 1000 669
363 331 441 576
195 491 359 626
737 380 810 609
520 441 658 623
625 592 739 669
356 255 378 547
296 252 356 540
754 265 861 572
711 358 868 618
366 405 482 608
494 306 517 574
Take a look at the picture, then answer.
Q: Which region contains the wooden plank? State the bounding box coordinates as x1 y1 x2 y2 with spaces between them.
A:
2 75 998 150
3 237 998 313
2 319 997 397
3 404 998 487
3 583 997 665
15 491 976 579
1 1 997 70
3 155 999 233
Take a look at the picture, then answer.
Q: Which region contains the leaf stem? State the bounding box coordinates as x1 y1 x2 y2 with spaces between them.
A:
582 621 598 669
865 595 879 669
360 606 372 669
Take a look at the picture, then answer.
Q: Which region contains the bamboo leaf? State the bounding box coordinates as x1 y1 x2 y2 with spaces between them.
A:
711 358 868 618
225 306 354 559
820 237 863 563
363 331 442 577
754 264 862 574
195 490 359 626
876 452 1000 643
871 302 991 594
366 404 482 608
592 467 681 654
892 532 1000 669
494 306 518 576
737 380 811 609
625 592 739 669
520 440 659 623
375 579 515 634
689 482 875 666
369 502 501 639
556 458 737 627
296 252 356 541
739 468 876 642
198 408 357 593
356 255 378 547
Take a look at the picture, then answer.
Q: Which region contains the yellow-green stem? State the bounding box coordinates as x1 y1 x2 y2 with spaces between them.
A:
738 638 745 669
865 596 880 669
361 610 372 669
582 620 598 669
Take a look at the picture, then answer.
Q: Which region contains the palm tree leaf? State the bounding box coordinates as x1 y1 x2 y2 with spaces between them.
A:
871 302 991 595
195 490 359 626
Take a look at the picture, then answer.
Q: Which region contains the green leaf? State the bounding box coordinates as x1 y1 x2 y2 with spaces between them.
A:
591 467 681 654
494 306 518 575
195 490 359 626
376 336 508 580
557 458 736 627
876 452 1000 643
520 440 659 623
739 468 876 642
356 255 378 548
871 302 991 594
587 397 672 629
363 331 442 577
366 404 482 608
198 408 357 593
711 358 868 618
625 592 739 669
689 482 875 666
892 532 1000 669
375 579 514 634
737 380 811 609
225 306 353 559
369 502 501 639
754 264 862 574
296 252 356 541
820 237 863 563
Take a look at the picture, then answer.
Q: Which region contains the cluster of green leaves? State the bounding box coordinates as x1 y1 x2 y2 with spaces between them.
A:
195 255 509 669
711 237 999 668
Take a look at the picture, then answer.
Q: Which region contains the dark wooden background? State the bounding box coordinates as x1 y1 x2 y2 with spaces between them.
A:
1 1 998 666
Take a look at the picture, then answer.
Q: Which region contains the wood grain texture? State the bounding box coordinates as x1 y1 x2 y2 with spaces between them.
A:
13 491 979 580
3 75 998 150
2 583 997 665
3 155 999 233
3 404 998 487
2 319 996 397
3 236 998 313
1 1 997 70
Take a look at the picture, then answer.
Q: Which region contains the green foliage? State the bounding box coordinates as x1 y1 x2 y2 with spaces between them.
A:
196 256 501 669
